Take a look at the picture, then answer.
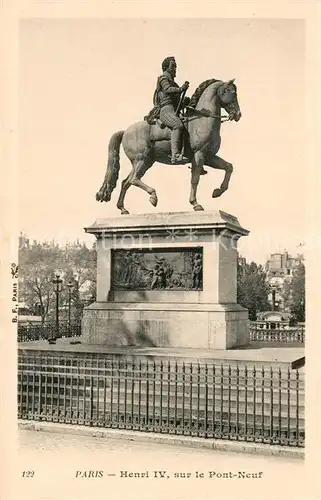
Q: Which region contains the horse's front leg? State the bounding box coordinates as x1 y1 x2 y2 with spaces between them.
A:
189 151 205 211
205 154 233 198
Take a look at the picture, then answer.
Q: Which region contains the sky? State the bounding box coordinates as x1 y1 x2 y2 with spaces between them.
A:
18 18 306 264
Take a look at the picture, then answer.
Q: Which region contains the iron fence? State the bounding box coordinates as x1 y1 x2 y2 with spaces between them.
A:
249 327 305 343
18 322 81 342
18 324 305 344
18 352 305 447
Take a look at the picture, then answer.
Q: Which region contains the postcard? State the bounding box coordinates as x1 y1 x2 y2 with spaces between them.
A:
1 2 320 499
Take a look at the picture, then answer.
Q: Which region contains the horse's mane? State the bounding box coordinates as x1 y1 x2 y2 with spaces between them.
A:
189 78 222 108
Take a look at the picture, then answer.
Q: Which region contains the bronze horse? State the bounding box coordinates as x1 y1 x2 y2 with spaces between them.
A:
96 78 241 214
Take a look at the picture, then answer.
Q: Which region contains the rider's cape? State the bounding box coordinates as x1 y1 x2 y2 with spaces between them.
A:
144 77 162 124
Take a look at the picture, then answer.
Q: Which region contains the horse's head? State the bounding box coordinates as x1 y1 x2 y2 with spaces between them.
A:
217 79 242 122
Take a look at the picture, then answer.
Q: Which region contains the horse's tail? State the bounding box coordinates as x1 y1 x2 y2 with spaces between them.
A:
96 130 125 202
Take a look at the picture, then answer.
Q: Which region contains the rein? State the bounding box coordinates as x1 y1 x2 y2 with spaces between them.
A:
185 106 230 122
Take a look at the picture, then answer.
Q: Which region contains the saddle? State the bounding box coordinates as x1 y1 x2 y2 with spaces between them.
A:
143 109 207 174
151 115 187 130
144 107 186 129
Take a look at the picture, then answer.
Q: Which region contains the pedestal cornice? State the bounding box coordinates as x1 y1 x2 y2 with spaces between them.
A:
85 210 249 239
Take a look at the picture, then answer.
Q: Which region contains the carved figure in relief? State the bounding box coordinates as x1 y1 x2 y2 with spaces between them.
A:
150 262 167 289
112 250 203 291
192 253 202 289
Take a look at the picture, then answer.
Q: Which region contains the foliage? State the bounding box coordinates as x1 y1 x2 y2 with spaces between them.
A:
237 258 270 321
19 238 96 323
283 262 305 323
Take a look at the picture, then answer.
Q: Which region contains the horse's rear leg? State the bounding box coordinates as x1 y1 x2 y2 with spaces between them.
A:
130 158 157 206
116 158 155 214
117 174 131 214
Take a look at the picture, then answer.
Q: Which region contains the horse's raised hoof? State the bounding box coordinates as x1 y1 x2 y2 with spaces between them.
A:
149 194 158 207
212 188 223 198
193 204 204 211
120 208 130 215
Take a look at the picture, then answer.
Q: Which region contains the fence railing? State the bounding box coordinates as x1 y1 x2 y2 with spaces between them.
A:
18 324 305 344
18 352 305 447
18 322 81 342
249 327 305 344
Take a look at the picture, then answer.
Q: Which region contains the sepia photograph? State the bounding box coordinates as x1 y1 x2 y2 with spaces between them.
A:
1 5 321 500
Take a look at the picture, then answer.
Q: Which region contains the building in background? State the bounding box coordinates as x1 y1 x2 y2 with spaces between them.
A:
265 251 304 311
237 256 247 276
19 232 30 249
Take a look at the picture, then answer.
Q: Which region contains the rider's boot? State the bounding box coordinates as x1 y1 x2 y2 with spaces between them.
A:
171 129 188 164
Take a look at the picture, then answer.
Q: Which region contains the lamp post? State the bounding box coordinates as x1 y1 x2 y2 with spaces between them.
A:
52 273 63 339
67 281 74 336
73 272 80 324
271 288 276 312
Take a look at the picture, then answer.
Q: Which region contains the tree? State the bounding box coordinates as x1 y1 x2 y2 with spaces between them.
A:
63 242 97 322
19 241 65 323
283 262 305 323
19 238 96 323
237 258 270 321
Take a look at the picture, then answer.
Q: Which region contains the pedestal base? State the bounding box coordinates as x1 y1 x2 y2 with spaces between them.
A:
81 302 249 350
83 210 250 350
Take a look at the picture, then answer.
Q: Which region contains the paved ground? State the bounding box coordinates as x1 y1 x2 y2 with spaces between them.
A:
3 429 308 500
19 338 304 364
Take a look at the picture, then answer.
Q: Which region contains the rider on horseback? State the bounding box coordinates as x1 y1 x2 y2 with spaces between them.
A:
97 71 241 213
152 56 189 164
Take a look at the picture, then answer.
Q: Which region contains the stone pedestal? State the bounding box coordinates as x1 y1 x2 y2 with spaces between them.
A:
82 210 250 349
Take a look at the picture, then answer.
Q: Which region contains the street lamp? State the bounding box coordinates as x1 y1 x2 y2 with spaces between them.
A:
67 281 74 336
52 273 63 340
271 288 276 312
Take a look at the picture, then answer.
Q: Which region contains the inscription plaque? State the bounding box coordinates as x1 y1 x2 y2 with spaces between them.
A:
111 247 203 291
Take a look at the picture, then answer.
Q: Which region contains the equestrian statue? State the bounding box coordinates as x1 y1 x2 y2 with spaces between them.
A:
96 56 242 214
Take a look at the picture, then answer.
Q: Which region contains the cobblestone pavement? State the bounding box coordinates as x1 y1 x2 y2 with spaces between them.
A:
5 429 308 500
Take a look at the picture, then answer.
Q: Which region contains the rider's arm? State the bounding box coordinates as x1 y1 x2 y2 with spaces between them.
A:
159 75 182 94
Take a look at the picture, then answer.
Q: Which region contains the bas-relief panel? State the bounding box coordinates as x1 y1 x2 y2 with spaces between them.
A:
111 247 203 291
